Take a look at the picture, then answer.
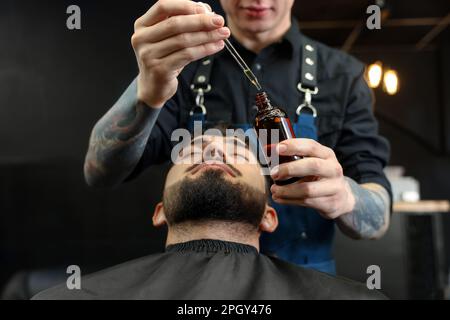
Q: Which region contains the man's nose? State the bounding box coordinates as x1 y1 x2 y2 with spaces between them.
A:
203 143 226 162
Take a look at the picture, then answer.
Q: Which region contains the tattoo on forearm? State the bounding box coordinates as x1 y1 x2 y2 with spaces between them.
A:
337 178 390 239
84 80 157 187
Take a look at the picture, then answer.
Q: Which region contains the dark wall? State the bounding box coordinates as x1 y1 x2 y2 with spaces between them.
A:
1 0 144 159
0 0 168 290
1 0 449 297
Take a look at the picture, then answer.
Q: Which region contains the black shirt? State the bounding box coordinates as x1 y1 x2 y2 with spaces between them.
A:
33 239 386 300
128 18 391 196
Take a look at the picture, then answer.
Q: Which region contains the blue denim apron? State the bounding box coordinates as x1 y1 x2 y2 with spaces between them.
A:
260 113 336 275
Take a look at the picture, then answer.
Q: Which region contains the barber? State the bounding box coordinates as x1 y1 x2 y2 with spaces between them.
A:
84 0 392 274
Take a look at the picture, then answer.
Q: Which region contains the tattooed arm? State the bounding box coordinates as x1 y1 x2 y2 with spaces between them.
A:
83 0 230 187
84 80 161 188
336 178 391 240
270 139 391 240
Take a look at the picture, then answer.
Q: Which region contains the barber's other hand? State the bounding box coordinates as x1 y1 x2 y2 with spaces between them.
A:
131 0 230 108
270 139 356 220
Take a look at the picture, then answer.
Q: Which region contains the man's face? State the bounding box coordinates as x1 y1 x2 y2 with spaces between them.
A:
219 0 295 34
162 135 268 228
166 135 266 193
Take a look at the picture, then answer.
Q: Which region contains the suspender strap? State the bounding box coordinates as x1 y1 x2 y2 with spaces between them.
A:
300 43 318 90
191 57 214 92
297 41 319 113
296 41 319 140
187 56 215 131
294 113 318 140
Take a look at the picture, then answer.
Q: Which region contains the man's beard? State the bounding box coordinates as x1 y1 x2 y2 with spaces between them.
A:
163 169 267 228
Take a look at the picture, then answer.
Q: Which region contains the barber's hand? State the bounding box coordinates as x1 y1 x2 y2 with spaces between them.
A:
270 139 356 220
131 0 229 108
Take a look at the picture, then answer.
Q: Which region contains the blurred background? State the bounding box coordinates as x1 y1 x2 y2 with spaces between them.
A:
0 0 449 299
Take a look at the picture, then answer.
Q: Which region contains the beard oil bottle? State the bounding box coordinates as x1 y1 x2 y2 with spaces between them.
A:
254 92 301 186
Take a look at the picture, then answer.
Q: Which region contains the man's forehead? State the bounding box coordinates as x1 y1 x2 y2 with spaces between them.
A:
190 135 248 148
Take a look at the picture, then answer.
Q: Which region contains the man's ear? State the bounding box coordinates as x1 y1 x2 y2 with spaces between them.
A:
259 205 278 233
152 202 167 227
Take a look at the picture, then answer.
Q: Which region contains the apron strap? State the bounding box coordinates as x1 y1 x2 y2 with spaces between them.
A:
192 56 214 90
188 57 214 132
296 41 319 141
300 43 318 90
294 113 318 140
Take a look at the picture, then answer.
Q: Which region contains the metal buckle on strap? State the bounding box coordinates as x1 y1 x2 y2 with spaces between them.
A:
190 84 212 93
296 83 319 118
189 85 210 116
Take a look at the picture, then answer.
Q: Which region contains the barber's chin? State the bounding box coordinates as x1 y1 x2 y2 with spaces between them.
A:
240 21 274 34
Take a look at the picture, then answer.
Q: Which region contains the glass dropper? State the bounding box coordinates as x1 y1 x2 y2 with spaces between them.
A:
197 2 263 91
223 39 263 91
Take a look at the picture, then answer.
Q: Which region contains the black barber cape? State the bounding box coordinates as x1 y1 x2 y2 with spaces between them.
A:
33 240 386 300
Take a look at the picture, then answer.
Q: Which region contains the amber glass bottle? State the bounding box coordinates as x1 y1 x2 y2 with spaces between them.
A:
254 92 301 186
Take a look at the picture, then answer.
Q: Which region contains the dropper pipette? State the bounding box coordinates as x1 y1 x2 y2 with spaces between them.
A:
223 38 263 91
197 2 263 91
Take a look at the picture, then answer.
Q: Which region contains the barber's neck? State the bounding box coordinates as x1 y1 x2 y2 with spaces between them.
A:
227 16 292 53
166 221 260 251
